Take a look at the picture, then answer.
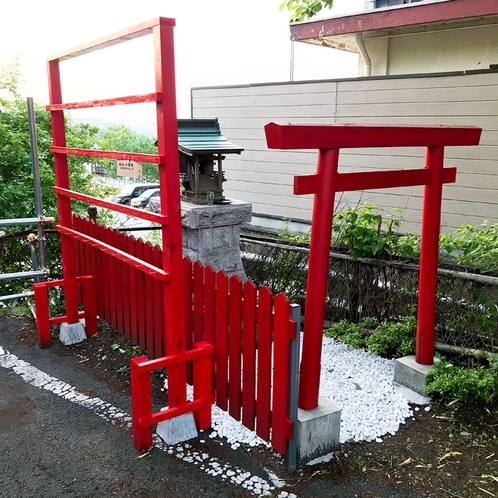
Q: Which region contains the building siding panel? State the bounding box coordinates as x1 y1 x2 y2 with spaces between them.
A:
192 71 498 233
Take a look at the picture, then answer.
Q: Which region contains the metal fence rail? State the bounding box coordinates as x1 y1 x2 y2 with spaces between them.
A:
241 235 498 353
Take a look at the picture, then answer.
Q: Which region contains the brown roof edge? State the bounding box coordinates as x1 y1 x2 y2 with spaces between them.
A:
290 0 498 41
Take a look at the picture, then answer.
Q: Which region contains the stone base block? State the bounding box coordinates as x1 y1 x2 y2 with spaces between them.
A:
156 412 198 446
394 355 438 396
297 396 341 465
59 319 86 346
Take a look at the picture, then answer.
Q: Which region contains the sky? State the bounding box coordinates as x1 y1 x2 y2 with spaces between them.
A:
1 0 364 132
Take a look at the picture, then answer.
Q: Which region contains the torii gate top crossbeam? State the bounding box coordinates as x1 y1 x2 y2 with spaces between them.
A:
264 122 482 149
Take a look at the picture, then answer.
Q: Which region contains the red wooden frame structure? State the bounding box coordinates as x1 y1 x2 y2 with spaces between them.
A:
36 18 213 450
265 122 481 410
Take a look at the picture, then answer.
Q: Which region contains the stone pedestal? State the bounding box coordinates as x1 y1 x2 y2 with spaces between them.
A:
296 396 341 465
181 199 252 279
156 412 198 445
394 355 439 396
59 319 87 346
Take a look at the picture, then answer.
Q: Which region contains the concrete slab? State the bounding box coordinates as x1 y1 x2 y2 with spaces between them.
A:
296 396 341 466
59 319 86 346
156 412 198 446
394 382 431 405
393 355 438 396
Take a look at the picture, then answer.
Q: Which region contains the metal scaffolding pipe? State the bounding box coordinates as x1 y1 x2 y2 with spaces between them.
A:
0 291 34 303
27 97 48 272
0 270 46 281
0 217 55 227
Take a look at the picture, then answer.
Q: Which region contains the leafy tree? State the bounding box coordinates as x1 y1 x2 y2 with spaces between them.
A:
0 58 113 230
97 125 158 181
280 0 334 22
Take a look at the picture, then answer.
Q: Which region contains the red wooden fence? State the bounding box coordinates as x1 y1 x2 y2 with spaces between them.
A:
73 215 297 454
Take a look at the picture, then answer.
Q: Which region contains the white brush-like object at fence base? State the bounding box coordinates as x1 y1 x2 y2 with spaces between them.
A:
59 318 86 346
156 409 198 446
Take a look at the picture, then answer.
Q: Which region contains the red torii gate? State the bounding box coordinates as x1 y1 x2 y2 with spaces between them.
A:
265 122 482 410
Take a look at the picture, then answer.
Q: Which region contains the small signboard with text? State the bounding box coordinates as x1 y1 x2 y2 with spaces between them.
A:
117 159 143 178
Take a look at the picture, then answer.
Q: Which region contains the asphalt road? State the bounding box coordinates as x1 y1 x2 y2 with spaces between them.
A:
0 317 260 498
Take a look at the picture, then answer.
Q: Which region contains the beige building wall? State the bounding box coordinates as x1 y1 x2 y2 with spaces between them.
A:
192 71 498 234
365 24 498 76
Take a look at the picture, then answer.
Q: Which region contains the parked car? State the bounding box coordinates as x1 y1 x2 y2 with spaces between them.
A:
130 188 160 208
113 183 159 205
149 193 161 213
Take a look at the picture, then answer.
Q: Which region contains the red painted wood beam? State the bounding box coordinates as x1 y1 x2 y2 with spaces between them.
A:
47 17 175 62
133 341 214 373
290 0 498 41
141 397 214 427
57 225 169 282
50 146 164 164
265 122 482 149
294 167 456 195
46 92 162 111
53 186 168 225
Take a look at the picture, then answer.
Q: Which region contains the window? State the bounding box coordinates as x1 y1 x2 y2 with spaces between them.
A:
375 0 423 7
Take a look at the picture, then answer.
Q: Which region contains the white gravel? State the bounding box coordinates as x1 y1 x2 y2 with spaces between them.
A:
319 336 413 443
204 335 413 447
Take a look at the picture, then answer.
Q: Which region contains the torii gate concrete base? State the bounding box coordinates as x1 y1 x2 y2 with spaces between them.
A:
394 355 439 396
296 396 341 465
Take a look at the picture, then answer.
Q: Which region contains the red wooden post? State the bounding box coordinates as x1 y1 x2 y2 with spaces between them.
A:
135 237 147 352
193 261 204 343
34 283 51 348
298 149 339 410
131 356 153 451
193 341 212 429
154 19 187 410
119 232 131 341
47 60 79 325
242 280 257 430
416 146 444 364
144 242 155 355
183 257 193 363
256 286 273 441
81 276 98 337
204 265 216 346
272 293 291 454
128 235 138 346
229 275 243 420
204 265 216 393
215 270 229 410
152 245 164 358
114 229 125 335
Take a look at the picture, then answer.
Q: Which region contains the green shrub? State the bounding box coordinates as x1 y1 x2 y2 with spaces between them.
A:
425 356 497 404
440 221 498 274
366 316 416 357
324 316 416 358
324 319 370 349
332 204 408 260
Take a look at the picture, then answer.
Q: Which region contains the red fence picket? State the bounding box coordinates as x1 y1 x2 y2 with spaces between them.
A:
228 275 243 421
215 270 229 411
242 280 257 431
256 286 273 442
